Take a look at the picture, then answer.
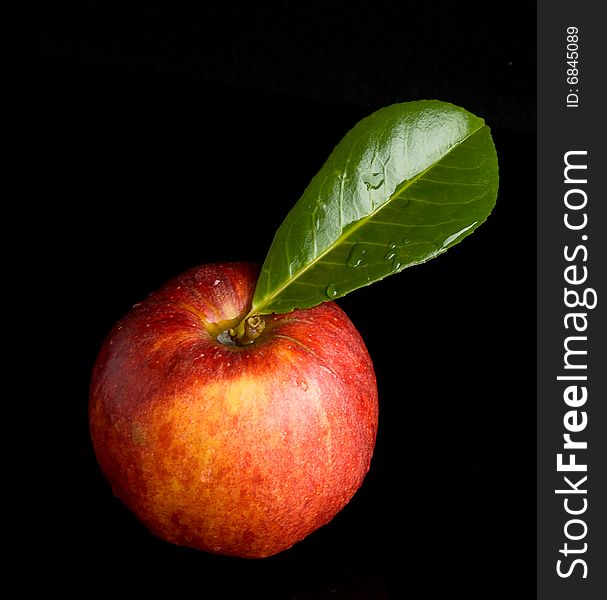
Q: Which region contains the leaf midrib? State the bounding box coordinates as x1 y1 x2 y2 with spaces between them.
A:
251 122 487 316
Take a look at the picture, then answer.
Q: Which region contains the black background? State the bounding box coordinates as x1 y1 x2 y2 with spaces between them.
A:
41 2 535 597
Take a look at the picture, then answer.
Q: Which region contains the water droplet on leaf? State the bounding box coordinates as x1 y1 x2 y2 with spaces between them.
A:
384 239 411 271
361 170 384 191
325 283 338 298
441 222 477 248
346 244 368 268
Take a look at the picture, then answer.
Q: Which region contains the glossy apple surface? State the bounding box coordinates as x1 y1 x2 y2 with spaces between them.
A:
89 262 378 558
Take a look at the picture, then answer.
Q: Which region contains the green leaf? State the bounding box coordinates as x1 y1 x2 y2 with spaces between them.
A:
251 100 499 316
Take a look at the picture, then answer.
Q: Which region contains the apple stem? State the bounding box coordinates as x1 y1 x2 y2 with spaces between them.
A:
229 315 266 346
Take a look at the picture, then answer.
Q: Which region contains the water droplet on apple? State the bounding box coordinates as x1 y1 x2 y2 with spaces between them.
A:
346 244 368 268
325 283 338 298
212 279 220 286
216 330 236 346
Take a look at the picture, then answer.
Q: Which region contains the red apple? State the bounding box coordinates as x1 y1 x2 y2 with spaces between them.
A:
89 262 378 558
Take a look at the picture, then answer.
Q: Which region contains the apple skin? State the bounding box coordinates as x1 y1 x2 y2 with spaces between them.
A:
89 262 378 558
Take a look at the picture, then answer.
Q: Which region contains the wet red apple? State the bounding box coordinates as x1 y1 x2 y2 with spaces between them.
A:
89 262 378 558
